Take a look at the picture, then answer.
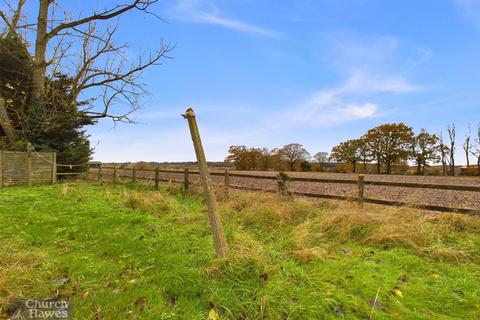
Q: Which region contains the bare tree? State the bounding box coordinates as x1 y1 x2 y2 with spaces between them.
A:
470 124 480 175
0 0 172 123
464 124 471 168
447 124 456 176
438 133 449 176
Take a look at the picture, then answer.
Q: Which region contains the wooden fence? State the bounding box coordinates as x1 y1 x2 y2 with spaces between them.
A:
88 164 480 214
0 150 57 187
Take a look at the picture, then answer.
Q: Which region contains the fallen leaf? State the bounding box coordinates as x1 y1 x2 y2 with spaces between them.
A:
209 309 219 320
394 289 404 299
81 291 89 300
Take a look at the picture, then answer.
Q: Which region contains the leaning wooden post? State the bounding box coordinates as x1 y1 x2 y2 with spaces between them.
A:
132 166 137 183
183 168 189 193
184 108 229 258
154 167 159 190
224 168 229 200
51 152 57 184
358 174 365 207
113 165 118 183
26 144 32 187
98 163 103 181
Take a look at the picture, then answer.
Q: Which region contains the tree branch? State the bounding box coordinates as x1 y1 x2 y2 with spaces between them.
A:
46 0 158 40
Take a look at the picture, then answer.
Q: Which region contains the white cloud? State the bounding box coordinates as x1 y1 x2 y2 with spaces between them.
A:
171 0 279 38
286 71 421 126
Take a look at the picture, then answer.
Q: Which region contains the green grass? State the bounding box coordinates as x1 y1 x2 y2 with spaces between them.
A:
0 181 479 319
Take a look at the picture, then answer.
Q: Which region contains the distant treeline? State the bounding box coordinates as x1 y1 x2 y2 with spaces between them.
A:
225 123 480 176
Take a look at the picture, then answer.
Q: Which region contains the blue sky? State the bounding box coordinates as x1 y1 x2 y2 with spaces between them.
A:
18 1 480 162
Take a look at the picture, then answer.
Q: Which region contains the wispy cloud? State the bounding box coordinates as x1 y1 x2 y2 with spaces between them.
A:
279 31 428 127
454 0 480 28
345 71 423 93
171 0 280 38
285 71 421 126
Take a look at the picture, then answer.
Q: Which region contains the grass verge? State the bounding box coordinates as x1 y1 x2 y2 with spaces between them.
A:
0 181 479 319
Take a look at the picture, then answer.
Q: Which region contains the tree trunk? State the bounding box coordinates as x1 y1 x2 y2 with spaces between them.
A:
363 160 366 173
352 161 356 173
416 162 422 175
376 154 381 173
449 152 455 176
31 0 50 101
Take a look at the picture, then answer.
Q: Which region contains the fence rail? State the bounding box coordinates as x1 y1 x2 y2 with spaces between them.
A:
89 164 480 214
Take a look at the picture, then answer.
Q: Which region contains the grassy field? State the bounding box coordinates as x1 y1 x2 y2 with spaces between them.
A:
0 181 479 319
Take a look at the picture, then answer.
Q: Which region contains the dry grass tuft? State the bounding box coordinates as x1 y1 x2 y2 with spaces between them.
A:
422 246 471 263
61 183 70 197
314 204 480 261
123 189 173 214
0 246 48 306
223 190 480 262
291 247 327 263
205 231 268 278
224 191 318 228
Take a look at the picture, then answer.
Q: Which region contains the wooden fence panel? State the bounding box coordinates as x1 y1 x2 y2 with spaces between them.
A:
0 151 55 187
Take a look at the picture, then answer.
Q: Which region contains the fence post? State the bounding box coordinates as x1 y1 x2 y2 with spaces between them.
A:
276 172 290 196
224 168 229 200
98 163 103 181
155 167 159 190
26 144 32 187
132 166 137 183
358 174 365 207
85 161 90 179
113 165 118 183
183 168 189 193
184 108 229 258
51 152 57 184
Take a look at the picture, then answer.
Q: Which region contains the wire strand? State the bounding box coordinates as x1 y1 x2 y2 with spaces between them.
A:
27 142 90 168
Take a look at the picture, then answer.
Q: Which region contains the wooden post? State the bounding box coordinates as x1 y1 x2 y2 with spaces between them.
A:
86 161 90 179
155 167 159 190
98 163 103 181
224 168 229 200
358 174 365 207
113 165 118 183
51 152 57 184
184 108 229 258
276 172 290 196
132 166 137 183
26 144 32 187
183 168 189 193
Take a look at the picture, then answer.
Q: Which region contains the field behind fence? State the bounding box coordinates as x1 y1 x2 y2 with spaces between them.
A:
87 164 480 214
